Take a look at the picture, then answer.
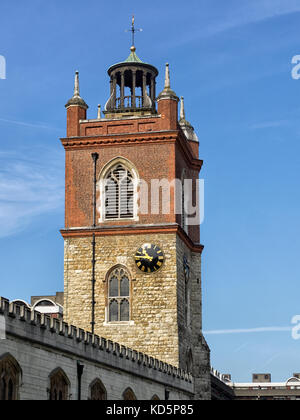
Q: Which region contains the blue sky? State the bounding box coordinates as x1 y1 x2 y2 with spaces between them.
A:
1 0 300 382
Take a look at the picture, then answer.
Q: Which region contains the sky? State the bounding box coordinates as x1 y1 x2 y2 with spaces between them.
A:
0 0 300 383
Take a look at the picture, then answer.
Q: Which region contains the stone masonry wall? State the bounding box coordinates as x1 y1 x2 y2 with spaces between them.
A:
176 236 211 400
64 232 180 367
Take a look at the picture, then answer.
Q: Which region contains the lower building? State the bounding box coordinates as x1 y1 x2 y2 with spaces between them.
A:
0 297 232 400
228 374 300 400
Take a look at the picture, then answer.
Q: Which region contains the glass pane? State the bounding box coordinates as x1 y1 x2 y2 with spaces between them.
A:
120 299 129 321
109 276 119 297
109 300 119 322
8 379 13 401
120 276 129 296
1 378 6 400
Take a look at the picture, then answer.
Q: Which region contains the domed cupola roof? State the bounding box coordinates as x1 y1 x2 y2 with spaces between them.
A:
107 46 158 77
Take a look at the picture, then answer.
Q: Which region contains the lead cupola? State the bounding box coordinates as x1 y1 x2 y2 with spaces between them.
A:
104 46 159 118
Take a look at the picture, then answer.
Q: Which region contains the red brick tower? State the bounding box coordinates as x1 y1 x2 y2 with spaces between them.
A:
61 42 210 399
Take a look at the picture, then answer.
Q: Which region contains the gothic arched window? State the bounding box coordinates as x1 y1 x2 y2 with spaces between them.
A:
108 266 131 323
90 379 107 400
123 387 137 400
104 164 135 220
0 354 21 401
49 368 70 401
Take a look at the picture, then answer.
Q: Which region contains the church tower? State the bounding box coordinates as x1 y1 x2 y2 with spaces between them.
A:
61 28 211 399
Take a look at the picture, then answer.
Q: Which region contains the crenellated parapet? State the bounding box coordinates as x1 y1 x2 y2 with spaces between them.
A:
0 297 193 390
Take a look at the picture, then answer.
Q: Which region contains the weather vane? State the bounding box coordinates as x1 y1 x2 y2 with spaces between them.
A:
125 15 143 47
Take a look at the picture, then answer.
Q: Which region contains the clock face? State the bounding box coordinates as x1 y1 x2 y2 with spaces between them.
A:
134 244 164 274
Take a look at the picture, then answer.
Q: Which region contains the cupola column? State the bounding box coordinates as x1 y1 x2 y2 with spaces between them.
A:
120 71 125 108
110 76 113 96
142 71 147 106
132 70 136 108
112 75 117 109
150 75 156 104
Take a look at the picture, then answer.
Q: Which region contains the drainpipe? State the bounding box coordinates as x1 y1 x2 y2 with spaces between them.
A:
91 153 99 334
77 361 84 400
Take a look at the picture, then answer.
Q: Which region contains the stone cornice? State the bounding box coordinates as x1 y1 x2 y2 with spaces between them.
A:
60 130 203 170
60 223 204 254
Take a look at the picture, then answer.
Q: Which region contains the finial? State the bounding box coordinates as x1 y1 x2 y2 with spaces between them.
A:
178 96 199 143
165 63 171 89
180 97 186 121
126 15 142 48
65 70 88 109
97 104 101 119
74 70 80 97
157 63 179 102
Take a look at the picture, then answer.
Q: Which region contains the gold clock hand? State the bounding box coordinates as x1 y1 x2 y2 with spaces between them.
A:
142 248 154 261
136 255 153 261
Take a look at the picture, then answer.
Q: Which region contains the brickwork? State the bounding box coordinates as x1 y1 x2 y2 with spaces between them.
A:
62 130 202 243
62 57 211 399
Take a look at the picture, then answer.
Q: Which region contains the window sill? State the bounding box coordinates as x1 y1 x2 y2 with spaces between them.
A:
103 321 135 327
99 217 139 223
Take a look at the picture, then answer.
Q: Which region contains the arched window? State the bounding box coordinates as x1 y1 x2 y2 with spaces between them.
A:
0 354 22 401
90 379 107 400
123 387 137 400
49 368 70 401
151 394 160 400
99 158 139 222
105 164 134 220
108 266 131 323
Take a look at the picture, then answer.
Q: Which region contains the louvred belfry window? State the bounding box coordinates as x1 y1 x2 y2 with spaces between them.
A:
105 164 134 220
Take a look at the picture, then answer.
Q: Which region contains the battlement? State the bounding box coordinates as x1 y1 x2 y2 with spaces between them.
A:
0 297 193 390
211 367 230 384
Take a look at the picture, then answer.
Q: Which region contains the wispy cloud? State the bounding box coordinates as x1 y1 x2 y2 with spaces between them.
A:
204 326 292 335
165 0 300 48
261 353 282 368
204 0 300 38
0 147 64 238
0 118 63 131
249 120 289 130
